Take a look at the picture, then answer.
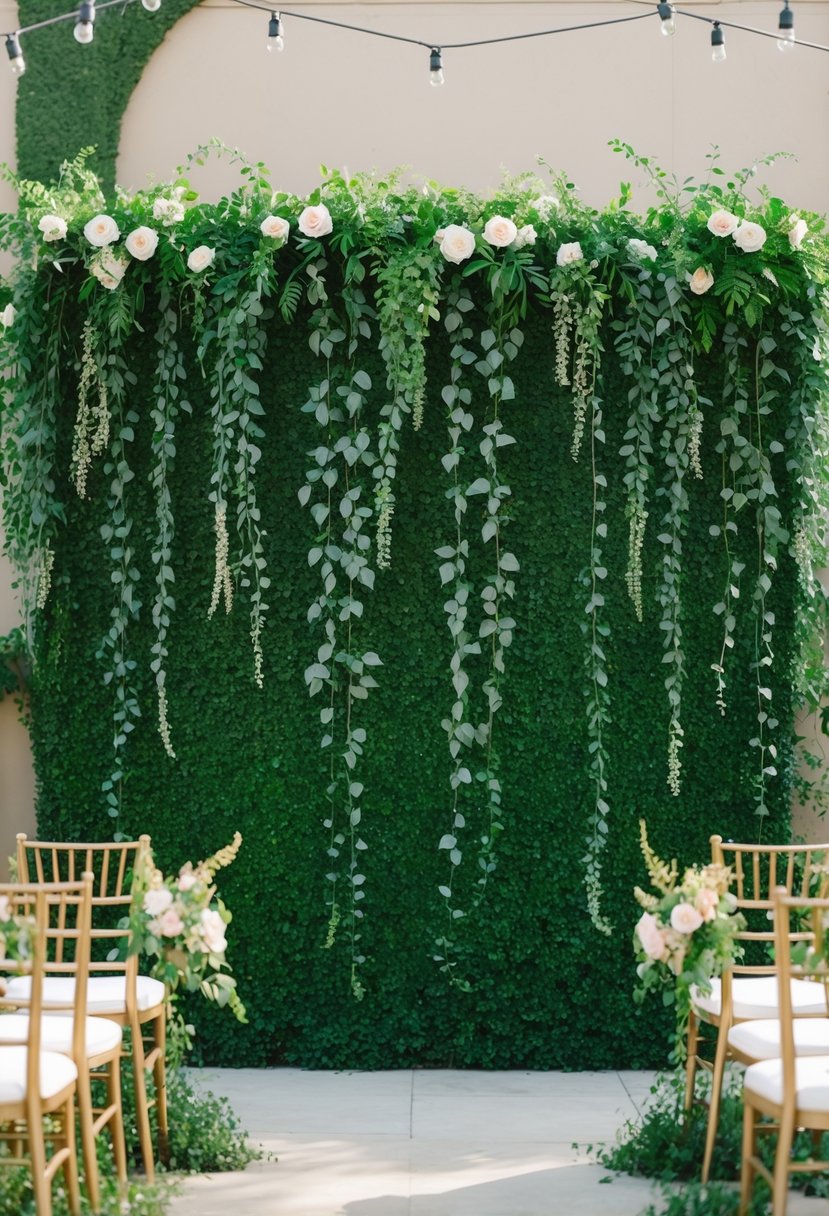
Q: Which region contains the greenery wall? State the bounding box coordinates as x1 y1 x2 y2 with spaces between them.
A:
1 145 827 1066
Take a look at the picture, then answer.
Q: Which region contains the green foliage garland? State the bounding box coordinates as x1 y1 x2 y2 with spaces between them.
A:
2 149 829 1067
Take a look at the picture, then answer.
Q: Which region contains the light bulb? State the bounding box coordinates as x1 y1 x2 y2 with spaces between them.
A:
74 1 95 44
267 13 284 52
5 34 25 76
429 47 444 87
657 3 676 37
141 0 162 11
711 22 726 62
777 3 795 50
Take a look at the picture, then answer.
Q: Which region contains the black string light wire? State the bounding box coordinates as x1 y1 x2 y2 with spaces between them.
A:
4 0 829 81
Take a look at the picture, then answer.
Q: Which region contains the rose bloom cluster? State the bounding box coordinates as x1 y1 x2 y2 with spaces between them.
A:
140 863 228 961
635 863 737 978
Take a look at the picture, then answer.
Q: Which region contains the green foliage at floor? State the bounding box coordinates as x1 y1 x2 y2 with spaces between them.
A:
0 1158 171 1216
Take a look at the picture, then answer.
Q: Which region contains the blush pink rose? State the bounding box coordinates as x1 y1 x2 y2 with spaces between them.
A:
670 902 704 935
636 911 669 961
157 907 185 938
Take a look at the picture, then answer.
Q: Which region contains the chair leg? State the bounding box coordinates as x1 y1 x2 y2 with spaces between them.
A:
29 1112 52 1216
106 1056 128 1184
62 1094 82 1216
701 1018 730 1182
75 1068 101 1213
739 1095 758 1216
684 1009 699 1113
131 1025 156 1181
771 1108 795 1216
153 1012 169 1164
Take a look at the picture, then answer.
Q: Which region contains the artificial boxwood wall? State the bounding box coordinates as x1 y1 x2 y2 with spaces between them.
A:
2 163 825 1067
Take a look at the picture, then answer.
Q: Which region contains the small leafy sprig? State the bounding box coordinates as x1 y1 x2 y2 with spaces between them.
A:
0 894 36 964
128 833 246 1023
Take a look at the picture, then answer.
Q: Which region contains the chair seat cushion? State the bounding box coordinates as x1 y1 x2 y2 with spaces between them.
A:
691 976 828 1021
729 1017 829 1061
0 1046 78 1103
5 974 165 1015
0 1013 122 1056
745 1055 829 1112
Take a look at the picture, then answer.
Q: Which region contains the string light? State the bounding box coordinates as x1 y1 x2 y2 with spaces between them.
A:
267 12 284 53
777 1 795 51
711 21 726 62
73 0 96 45
656 3 676 38
3 0 829 79
4 33 24 76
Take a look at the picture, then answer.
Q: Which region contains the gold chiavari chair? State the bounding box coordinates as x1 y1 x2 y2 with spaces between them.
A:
739 888 829 1216
0 882 83 1216
684 836 829 1182
0 866 126 1211
14 836 168 1179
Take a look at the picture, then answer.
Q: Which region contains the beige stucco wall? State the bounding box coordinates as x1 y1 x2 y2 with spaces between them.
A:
2 0 829 856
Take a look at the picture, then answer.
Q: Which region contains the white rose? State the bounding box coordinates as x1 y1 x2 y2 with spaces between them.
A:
38 214 67 242
788 217 808 250
153 197 185 227
707 209 739 238
200 908 227 955
90 248 128 291
689 267 714 296
439 224 476 265
628 238 658 262
187 245 215 274
670 902 704 935
556 241 583 267
84 213 120 248
733 222 767 254
297 204 333 239
483 215 518 249
143 886 173 917
125 226 159 262
533 194 559 220
0 304 16 328
260 215 290 242
513 224 537 249
433 228 446 244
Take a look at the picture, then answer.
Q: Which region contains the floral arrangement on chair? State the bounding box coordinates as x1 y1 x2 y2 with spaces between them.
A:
633 821 745 1058
128 834 247 1023
0 895 35 964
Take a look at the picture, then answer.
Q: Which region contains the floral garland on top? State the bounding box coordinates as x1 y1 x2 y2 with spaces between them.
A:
1 147 828 950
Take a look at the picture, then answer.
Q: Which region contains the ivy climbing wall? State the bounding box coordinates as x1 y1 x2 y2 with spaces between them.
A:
1 158 826 1064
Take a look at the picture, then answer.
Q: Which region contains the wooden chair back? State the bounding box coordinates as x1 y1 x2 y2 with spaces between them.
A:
772 888 829 1100
16 836 151 997
711 836 828 976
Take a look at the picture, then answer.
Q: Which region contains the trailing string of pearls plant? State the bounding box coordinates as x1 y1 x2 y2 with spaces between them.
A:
0 142 828 987
3 0 829 84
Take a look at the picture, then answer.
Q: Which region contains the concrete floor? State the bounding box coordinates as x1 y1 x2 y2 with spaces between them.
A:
167 1069 828 1216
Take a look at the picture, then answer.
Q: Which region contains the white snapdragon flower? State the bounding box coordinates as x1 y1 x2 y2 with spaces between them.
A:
153 197 185 227
628 238 658 262
90 248 128 290
513 224 537 249
788 215 808 250
533 194 560 220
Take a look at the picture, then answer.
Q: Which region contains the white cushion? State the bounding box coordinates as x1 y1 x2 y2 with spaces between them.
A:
745 1055 829 1112
0 1047 78 1104
0 1013 122 1056
5 974 165 1015
729 1017 829 1061
691 976 828 1021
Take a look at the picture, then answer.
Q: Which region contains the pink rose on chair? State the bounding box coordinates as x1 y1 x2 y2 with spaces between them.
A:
695 888 719 923
670 902 704 935
143 886 173 917
636 911 669 961
157 907 185 938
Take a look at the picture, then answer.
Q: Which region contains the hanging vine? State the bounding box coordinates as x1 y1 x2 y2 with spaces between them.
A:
299 256 380 999
148 286 190 758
